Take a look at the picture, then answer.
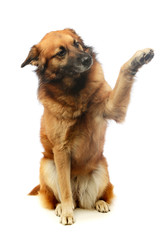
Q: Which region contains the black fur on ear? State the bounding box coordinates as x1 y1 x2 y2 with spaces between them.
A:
21 45 39 68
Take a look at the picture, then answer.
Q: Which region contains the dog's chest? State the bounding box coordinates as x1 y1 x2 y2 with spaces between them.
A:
44 98 107 163
70 114 107 166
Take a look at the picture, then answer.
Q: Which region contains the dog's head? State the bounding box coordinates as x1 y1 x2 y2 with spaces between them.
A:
21 29 93 83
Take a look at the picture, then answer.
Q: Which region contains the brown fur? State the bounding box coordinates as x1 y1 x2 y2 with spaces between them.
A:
28 185 40 195
21 29 154 225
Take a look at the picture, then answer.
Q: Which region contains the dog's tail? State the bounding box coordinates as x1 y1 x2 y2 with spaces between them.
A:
28 185 40 195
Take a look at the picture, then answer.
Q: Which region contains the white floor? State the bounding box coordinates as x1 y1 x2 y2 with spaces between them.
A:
1 180 163 240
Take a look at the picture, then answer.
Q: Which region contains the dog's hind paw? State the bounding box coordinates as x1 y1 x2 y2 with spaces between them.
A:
55 203 62 217
95 200 110 213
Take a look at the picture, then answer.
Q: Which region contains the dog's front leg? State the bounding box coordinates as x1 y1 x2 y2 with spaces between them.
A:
104 48 154 122
53 148 74 225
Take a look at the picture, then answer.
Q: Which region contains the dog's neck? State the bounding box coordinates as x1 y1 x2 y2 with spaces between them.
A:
37 70 89 98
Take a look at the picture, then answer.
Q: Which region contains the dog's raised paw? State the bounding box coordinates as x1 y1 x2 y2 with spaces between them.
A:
130 48 154 73
95 200 110 213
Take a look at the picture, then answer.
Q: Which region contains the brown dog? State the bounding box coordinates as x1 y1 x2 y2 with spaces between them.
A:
21 28 154 225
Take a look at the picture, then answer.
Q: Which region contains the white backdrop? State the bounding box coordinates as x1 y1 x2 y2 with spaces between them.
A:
1 0 164 239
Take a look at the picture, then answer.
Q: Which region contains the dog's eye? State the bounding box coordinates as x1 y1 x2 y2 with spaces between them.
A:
73 40 80 48
56 47 67 57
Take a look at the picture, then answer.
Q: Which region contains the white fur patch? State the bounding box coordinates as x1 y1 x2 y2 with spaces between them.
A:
71 164 108 209
42 160 108 209
42 159 61 202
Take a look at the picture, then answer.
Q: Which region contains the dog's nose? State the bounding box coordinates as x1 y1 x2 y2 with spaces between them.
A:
81 55 92 67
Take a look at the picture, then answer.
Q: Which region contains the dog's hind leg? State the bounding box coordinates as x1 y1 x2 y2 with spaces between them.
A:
39 184 58 209
39 158 60 209
75 158 114 211
95 182 114 213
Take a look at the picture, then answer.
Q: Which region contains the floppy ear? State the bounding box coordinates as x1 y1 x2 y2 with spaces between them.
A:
21 45 39 68
65 28 91 53
65 28 84 44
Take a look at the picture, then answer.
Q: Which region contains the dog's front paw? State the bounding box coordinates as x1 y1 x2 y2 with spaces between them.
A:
60 213 75 225
95 200 110 213
130 48 154 74
55 203 75 225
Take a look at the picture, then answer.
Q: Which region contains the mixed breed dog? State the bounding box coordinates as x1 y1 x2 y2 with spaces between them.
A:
21 28 154 225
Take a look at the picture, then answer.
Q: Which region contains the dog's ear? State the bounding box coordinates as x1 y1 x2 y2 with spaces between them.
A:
21 45 39 68
65 28 84 45
65 28 92 53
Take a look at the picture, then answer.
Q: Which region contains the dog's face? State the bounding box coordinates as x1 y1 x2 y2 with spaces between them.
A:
21 29 93 83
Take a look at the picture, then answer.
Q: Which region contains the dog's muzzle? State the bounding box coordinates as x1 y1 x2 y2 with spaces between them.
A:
74 53 93 73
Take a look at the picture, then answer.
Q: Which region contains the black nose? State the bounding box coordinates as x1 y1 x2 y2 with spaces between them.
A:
81 55 92 67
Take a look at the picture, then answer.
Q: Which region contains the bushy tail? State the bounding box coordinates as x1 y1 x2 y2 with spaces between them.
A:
28 185 40 195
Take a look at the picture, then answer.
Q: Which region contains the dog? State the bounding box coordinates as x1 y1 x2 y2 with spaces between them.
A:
21 28 154 225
